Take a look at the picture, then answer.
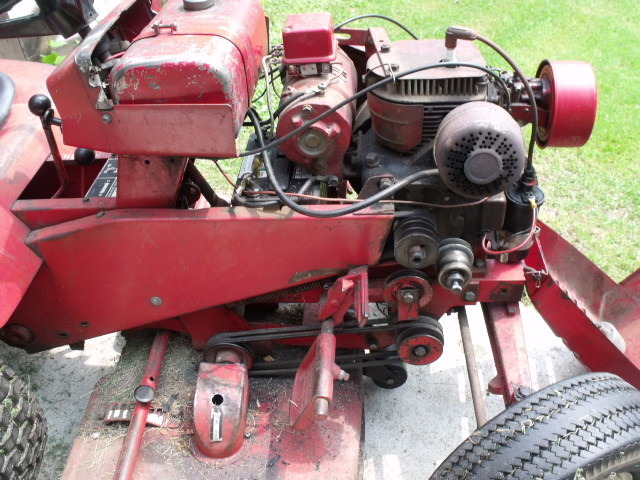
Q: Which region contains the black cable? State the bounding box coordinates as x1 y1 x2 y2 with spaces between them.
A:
475 34 538 176
334 14 419 39
242 90 313 127
240 62 510 158
247 109 439 218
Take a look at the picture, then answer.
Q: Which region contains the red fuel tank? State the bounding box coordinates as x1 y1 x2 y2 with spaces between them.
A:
47 0 267 158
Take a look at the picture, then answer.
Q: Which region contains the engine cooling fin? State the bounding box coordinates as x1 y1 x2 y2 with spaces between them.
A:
434 102 526 198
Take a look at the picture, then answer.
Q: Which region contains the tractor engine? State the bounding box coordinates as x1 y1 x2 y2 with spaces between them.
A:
43 0 597 290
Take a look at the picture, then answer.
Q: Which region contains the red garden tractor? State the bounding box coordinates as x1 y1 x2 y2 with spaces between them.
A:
1 0 639 478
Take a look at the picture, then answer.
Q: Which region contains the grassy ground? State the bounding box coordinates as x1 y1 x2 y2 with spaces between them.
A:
218 0 637 282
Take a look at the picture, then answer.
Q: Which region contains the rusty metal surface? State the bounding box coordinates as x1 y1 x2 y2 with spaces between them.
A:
277 48 357 177
62 334 363 479
482 302 533 406
115 330 170 479
47 0 267 157
116 156 187 208
526 221 640 388
193 362 249 458
290 321 348 431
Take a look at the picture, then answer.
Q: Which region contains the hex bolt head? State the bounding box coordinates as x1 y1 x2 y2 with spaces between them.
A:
150 296 163 306
301 104 314 116
378 178 393 189
380 43 391 53
365 152 380 168
464 291 477 302
101 113 112 124
400 290 417 304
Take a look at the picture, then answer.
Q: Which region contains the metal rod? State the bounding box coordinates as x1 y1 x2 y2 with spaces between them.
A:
114 330 170 480
456 306 488 427
42 122 70 198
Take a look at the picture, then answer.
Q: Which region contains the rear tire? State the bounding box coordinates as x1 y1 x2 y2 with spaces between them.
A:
432 372 640 479
0 360 47 480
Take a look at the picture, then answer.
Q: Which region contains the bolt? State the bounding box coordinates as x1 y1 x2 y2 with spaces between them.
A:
326 175 339 188
475 258 486 268
464 291 477 302
365 152 380 168
96 211 105 218
101 113 112 124
450 281 463 295
413 345 428 357
150 296 163 306
369 343 379 350
400 290 417 304
378 177 393 189
337 369 350 381
380 43 391 53
4 325 34 346
287 65 296 74
244 432 251 438
385 378 396 386
301 104 314 116
390 63 399 71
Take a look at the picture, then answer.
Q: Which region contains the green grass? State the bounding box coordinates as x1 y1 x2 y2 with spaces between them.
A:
204 0 639 281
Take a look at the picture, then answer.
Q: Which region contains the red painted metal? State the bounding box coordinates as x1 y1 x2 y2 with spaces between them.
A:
114 330 169 480
536 60 598 147
482 302 533 406
111 0 267 131
47 0 267 157
193 361 249 458
0 59 74 328
62 359 363 479
276 48 357 177
290 320 348 431
317 266 369 326
12 197 117 229
282 13 337 64
525 221 640 388
396 329 443 365
116 156 187 208
5 206 392 351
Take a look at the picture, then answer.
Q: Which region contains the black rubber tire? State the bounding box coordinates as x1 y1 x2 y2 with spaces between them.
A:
431 372 640 479
0 360 47 480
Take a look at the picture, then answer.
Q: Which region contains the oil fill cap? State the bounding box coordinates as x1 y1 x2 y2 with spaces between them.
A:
183 0 215 10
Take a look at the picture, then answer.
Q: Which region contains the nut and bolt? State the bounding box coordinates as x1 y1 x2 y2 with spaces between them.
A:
149 296 163 307
380 43 391 53
413 345 429 357
301 104 314 116
400 290 417 304
463 291 477 302
101 113 112 124
365 152 380 168
390 63 400 71
378 177 393 189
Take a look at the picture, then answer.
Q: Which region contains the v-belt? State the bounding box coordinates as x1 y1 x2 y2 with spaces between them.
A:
206 318 435 376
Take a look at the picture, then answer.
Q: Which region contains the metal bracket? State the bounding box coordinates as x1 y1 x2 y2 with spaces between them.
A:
317 266 369 326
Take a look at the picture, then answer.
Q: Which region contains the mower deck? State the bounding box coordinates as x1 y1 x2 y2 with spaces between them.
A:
61 333 363 479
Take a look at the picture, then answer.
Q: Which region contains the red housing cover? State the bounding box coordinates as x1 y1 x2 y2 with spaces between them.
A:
282 13 337 64
47 0 267 158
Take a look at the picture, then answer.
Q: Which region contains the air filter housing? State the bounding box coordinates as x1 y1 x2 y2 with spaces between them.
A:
434 102 526 198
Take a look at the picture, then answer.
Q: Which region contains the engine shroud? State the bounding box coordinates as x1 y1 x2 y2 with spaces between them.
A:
366 39 488 152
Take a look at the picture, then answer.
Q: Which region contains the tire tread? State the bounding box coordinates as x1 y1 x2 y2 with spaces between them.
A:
0 361 47 480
